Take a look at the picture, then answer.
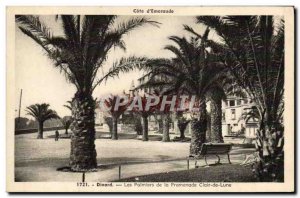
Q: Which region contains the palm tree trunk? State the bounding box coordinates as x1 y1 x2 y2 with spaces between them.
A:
70 92 97 172
141 115 148 141
190 101 207 155
154 115 163 133
37 121 43 139
206 113 211 142
162 114 170 142
254 121 284 181
177 112 188 139
111 116 118 140
158 119 163 134
179 127 185 139
65 128 68 134
210 97 224 143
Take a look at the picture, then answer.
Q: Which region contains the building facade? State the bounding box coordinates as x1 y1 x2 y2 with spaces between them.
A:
221 96 259 138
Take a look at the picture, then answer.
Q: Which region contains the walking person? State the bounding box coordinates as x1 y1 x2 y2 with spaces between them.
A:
55 130 59 141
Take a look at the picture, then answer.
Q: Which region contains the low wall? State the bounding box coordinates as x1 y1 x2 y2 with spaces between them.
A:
15 126 64 135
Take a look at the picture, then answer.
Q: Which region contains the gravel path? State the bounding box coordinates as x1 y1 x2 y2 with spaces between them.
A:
15 130 247 182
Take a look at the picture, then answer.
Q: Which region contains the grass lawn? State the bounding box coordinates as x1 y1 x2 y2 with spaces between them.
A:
118 164 256 182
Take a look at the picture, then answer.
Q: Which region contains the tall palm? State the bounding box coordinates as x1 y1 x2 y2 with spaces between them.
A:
207 89 226 143
196 16 284 181
104 95 128 140
159 95 178 142
184 25 248 144
162 113 171 142
26 103 60 139
158 96 173 143
153 114 163 134
138 30 227 155
62 101 73 135
61 116 72 134
176 112 190 140
131 95 157 141
16 15 159 171
134 88 172 142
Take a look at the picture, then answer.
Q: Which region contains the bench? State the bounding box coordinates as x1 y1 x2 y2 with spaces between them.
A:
187 143 233 169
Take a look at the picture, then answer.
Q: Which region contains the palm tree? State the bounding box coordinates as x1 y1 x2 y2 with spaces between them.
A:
240 105 260 123
16 15 159 172
104 95 128 140
131 95 157 141
162 113 171 142
62 101 73 135
138 30 227 155
183 25 246 144
196 16 284 181
139 87 172 142
176 112 190 140
206 88 226 143
26 103 60 139
160 95 175 142
61 116 72 134
153 114 163 134
103 116 113 136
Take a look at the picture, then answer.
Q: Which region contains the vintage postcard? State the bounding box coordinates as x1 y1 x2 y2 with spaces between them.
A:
6 6 294 192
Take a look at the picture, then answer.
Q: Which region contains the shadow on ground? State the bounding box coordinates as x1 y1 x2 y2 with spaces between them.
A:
47 132 138 140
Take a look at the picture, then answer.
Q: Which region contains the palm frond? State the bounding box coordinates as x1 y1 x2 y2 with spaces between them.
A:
26 103 59 123
112 17 160 36
16 15 52 52
60 15 79 44
196 15 285 128
63 101 72 111
92 56 152 92
183 24 203 39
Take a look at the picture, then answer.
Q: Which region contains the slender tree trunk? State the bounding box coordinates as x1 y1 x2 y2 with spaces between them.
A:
162 114 170 142
37 121 43 139
70 92 97 172
190 100 207 155
65 128 68 134
111 116 118 140
206 113 211 142
177 112 187 139
141 115 148 141
158 119 163 134
210 96 224 143
179 127 185 139
134 114 142 135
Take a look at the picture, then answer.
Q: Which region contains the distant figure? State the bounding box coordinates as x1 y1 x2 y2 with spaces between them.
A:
228 125 232 135
55 130 59 141
240 126 246 134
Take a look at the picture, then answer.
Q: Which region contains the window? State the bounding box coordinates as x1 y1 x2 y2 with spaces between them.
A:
237 100 241 106
231 109 236 120
229 100 235 107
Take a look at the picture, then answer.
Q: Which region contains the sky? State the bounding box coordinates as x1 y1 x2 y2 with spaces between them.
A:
15 15 216 118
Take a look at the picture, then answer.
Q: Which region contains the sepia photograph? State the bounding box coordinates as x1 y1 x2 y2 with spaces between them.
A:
6 6 294 192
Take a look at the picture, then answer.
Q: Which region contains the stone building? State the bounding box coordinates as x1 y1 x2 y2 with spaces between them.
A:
221 96 259 138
